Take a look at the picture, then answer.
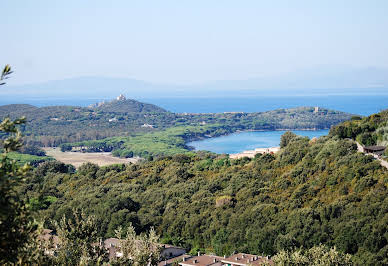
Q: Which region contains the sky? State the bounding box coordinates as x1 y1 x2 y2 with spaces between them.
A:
2 0 388 85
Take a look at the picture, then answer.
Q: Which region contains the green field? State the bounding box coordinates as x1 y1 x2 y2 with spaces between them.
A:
6 152 53 166
60 124 230 157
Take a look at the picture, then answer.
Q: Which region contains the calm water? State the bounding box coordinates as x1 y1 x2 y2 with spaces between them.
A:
187 129 329 154
1 95 387 116
142 95 388 116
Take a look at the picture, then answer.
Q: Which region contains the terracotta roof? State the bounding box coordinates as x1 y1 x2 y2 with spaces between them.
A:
159 254 192 266
179 254 223 266
221 253 272 265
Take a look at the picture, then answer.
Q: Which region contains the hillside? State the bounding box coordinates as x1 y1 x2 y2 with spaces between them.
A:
94 98 168 113
0 104 38 117
331 109 388 150
20 110 388 265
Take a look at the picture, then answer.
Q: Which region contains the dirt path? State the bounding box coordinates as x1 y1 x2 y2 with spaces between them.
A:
44 148 139 168
378 157 388 169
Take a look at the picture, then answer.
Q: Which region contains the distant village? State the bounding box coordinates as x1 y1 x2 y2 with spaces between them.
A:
40 230 272 265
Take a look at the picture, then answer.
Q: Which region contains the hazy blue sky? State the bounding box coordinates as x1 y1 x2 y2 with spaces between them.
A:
2 0 388 85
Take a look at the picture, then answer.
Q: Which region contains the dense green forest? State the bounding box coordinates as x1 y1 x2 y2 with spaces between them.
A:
0 100 352 149
17 109 388 265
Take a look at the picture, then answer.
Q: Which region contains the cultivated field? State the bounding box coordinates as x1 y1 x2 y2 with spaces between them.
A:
43 148 139 168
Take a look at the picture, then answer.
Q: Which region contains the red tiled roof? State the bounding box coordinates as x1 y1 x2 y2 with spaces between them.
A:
221 253 272 265
179 254 224 266
159 254 192 266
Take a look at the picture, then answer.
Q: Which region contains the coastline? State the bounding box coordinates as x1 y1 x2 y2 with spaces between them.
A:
186 127 329 143
185 128 329 153
235 128 330 133
229 147 280 159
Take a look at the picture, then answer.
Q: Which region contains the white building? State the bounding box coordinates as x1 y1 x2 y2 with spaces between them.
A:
117 94 126 101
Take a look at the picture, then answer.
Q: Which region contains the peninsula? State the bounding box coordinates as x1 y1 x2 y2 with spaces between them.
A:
0 96 353 160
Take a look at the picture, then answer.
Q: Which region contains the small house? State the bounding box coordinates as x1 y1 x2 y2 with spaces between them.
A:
159 254 192 266
220 253 272 265
179 253 223 266
364 146 386 156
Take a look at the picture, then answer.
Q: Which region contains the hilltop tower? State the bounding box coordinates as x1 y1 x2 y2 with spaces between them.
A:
116 94 126 101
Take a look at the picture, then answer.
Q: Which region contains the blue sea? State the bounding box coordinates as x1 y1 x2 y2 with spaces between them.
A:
141 95 388 116
187 130 329 154
1 94 387 116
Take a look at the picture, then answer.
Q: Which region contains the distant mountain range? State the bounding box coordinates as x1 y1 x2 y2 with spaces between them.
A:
1 66 388 101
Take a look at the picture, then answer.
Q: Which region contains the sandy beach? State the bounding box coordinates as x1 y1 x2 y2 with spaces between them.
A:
229 147 280 159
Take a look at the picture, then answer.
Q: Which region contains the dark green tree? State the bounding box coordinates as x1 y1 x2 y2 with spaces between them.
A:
0 117 37 264
280 131 298 148
0 65 42 264
53 208 108 265
268 244 353 265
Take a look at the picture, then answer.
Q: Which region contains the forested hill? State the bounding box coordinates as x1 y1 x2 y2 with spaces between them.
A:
0 104 38 116
21 109 388 265
0 98 167 118
94 98 168 113
330 109 388 149
0 98 352 148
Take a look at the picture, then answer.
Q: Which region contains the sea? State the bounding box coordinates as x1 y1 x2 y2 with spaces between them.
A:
141 95 388 116
2 94 387 153
2 94 387 116
187 130 329 154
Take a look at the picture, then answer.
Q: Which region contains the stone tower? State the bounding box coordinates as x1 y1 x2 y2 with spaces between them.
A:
116 94 126 101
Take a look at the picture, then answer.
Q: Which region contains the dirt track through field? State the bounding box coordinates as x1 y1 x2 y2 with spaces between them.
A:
43 148 139 168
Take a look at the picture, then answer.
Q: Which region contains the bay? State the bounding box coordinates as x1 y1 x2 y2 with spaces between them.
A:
187 129 329 154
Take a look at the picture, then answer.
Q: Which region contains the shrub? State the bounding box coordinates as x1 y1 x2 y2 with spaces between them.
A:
19 145 46 156
215 195 233 207
60 143 73 152
356 132 377 146
270 244 353 265
77 162 99 179
280 131 298 148
34 160 75 177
